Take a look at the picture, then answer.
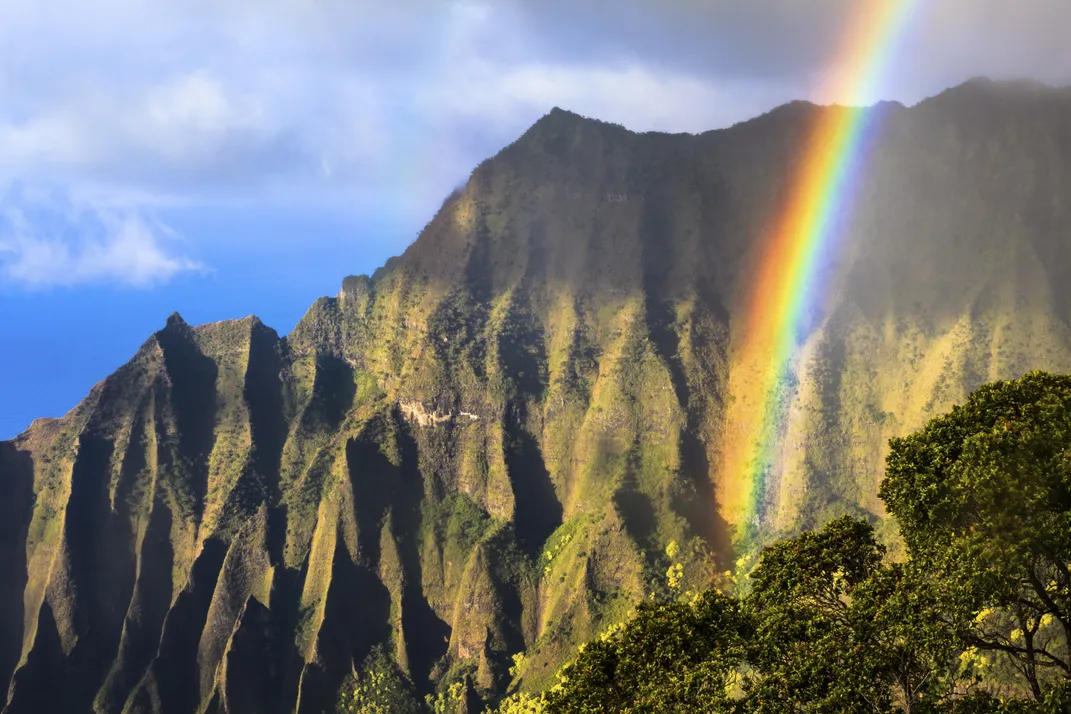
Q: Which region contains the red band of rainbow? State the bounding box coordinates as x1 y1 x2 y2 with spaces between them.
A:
718 0 920 546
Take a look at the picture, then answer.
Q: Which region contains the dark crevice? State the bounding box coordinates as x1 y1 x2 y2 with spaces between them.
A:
497 296 548 403
674 426 734 567
346 419 395 567
689 287 737 568
269 565 307 714
245 322 289 566
642 295 689 414
523 217 548 287
297 536 392 714
96 500 174 714
197 530 274 700
503 404 561 559
613 485 658 555
465 201 494 305
637 182 733 563
156 320 218 520
221 596 283 714
135 537 227 714
613 444 658 554
300 355 356 434
482 531 529 687
202 692 222 714
640 276 734 565
4 601 66 714
0 444 34 704
560 306 600 402
109 395 151 526
392 413 451 693
344 411 450 694
61 431 137 713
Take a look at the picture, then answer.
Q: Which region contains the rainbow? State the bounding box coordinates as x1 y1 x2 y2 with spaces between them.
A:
719 0 920 546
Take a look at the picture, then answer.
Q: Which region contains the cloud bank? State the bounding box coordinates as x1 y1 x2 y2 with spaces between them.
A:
1 0 1068 287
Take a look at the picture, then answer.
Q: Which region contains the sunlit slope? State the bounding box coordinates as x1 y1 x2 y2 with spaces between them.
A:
765 80 1071 538
1 78 1070 712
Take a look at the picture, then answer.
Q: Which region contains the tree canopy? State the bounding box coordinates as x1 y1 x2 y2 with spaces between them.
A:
882 371 1071 700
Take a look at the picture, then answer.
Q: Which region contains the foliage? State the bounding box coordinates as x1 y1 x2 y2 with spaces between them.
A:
490 692 548 714
744 516 967 713
426 681 465 714
881 371 1071 701
544 518 985 713
334 647 423 714
543 590 749 713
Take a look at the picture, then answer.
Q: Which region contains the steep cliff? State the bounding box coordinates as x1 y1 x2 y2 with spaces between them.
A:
3 78 1071 712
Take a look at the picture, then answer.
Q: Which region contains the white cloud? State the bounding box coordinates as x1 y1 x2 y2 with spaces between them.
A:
0 0 1068 290
0 188 202 288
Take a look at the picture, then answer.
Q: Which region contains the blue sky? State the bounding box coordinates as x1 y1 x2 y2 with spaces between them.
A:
2 0 1070 439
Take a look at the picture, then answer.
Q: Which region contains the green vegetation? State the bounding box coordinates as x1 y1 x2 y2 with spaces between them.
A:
540 372 1071 713
882 371 1071 702
547 590 747 713
5 80 1071 713
335 647 423 714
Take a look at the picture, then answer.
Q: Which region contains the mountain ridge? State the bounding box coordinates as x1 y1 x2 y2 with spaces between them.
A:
3 77 1071 712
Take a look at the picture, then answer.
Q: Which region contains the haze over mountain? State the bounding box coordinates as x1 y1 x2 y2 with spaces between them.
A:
2 78 1071 713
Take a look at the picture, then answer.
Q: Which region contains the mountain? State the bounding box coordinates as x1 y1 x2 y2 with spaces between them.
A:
3 78 1071 713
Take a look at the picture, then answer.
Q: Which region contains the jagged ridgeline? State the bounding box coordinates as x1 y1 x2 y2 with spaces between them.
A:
3 78 1071 713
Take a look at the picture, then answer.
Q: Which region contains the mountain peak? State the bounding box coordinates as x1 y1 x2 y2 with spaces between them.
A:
165 312 187 328
524 106 632 137
544 106 591 123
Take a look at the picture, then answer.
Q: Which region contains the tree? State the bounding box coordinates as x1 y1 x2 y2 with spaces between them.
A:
489 692 547 713
543 590 749 713
334 647 423 714
744 516 967 713
881 371 1071 702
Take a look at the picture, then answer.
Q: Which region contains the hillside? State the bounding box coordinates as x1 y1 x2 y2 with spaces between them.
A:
3 78 1071 713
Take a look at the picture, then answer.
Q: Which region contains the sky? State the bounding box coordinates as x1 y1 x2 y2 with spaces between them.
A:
2 0 1071 439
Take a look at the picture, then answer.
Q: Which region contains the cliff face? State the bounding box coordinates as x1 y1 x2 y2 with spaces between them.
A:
3 78 1071 712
